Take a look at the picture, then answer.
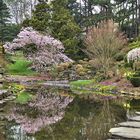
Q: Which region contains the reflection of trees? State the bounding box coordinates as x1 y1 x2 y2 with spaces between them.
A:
35 98 126 140
3 89 129 140
82 100 126 140
5 90 73 134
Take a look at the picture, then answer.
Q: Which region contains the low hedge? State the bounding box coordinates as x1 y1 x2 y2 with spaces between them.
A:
129 76 140 87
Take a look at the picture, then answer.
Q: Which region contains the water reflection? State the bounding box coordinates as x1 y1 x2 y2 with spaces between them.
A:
0 89 140 140
6 88 73 134
34 98 126 140
6 124 35 140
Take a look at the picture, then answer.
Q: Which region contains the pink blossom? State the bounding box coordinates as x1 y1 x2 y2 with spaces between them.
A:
3 27 73 71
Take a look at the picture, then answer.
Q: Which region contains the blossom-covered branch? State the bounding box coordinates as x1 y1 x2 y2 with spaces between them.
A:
127 48 140 63
3 27 73 71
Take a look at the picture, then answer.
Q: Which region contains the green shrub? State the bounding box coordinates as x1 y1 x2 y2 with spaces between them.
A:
70 80 95 87
6 59 36 75
129 76 140 87
126 71 140 87
16 92 33 104
114 53 124 61
84 20 127 77
70 79 117 95
128 39 140 49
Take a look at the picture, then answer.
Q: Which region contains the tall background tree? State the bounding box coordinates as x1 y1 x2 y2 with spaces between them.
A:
4 0 38 24
23 0 81 59
0 0 11 43
113 0 139 38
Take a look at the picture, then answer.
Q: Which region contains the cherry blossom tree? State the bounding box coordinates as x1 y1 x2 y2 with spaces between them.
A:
127 48 140 63
4 27 73 71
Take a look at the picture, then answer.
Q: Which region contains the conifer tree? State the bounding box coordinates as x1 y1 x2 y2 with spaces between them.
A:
0 0 11 43
50 0 81 58
23 0 81 59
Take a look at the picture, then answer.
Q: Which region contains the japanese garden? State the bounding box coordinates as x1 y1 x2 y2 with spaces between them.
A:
1 0 140 139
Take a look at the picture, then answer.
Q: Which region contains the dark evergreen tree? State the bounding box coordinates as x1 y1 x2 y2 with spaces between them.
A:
23 0 51 32
113 0 138 38
23 0 81 59
0 0 11 43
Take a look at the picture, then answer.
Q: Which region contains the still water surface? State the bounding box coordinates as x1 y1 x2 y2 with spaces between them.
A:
0 88 139 140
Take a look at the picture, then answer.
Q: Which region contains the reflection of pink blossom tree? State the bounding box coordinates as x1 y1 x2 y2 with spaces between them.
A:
6 90 73 134
4 27 73 71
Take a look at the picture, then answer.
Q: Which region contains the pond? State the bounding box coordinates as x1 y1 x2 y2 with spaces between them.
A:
0 87 139 140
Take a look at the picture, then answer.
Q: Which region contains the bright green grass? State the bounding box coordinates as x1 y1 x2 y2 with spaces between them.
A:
70 80 95 87
6 59 36 76
70 79 117 95
16 92 33 104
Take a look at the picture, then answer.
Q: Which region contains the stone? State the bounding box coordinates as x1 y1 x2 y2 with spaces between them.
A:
119 121 140 128
0 68 4 74
0 90 7 95
0 84 3 88
109 127 140 139
0 78 4 83
129 116 140 121
135 112 140 115
0 74 2 79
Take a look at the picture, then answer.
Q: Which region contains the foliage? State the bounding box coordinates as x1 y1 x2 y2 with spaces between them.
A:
4 27 73 72
6 59 35 75
8 83 33 104
70 79 95 87
3 24 21 41
49 60 95 80
128 39 140 49
0 0 11 43
125 71 140 87
16 92 33 104
23 0 81 59
129 76 140 87
70 79 117 95
9 83 25 94
127 48 140 63
0 54 7 67
84 20 127 76
113 0 138 38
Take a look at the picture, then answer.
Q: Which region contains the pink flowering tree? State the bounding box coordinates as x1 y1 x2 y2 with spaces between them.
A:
4 27 73 71
127 48 140 63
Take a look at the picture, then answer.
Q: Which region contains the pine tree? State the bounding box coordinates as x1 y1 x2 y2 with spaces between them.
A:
0 0 11 43
23 0 81 59
50 0 81 58
113 0 138 38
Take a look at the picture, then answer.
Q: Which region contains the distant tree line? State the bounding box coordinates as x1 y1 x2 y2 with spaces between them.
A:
1 0 140 58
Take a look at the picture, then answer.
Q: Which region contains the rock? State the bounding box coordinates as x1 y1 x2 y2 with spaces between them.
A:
136 112 140 115
0 74 2 79
0 90 7 95
129 116 140 121
0 68 4 74
0 84 3 88
0 100 6 104
109 127 140 139
0 78 4 83
42 82 70 88
119 121 140 128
